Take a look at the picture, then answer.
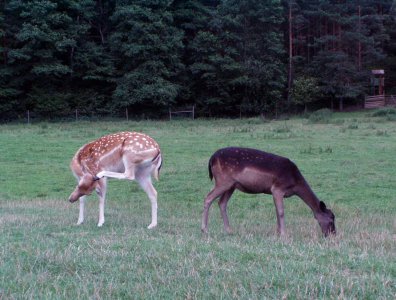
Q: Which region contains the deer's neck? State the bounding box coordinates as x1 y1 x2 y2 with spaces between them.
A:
295 180 322 215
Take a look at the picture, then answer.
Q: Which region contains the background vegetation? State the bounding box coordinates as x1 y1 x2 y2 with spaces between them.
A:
0 112 395 298
1 0 396 120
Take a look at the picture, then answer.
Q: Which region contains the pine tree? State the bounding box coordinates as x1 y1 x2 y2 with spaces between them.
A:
109 0 184 116
183 0 286 116
186 6 242 115
171 0 219 108
69 0 116 115
219 0 286 115
294 0 391 109
0 0 24 119
1 0 99 117
382 1 396 94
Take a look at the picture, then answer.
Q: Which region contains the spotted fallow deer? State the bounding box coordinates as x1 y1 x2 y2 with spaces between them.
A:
68 132 162 228
201 147 336 237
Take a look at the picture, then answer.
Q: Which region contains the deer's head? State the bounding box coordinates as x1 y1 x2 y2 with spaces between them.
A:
315 201 336 237
68 174 97 203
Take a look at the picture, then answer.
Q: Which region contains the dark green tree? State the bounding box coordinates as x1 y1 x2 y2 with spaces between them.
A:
1 0 100 117
383 1 396 94
187 16 243 115
183 0 286 116
291 75 321 112
70 0 116 115
222 0 285 115
293 0 392 109
109 0 184 116
171 0 219 108
1 0 34 118
1 0 395 120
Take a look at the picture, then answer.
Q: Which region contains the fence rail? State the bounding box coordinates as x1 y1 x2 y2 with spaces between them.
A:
168 105 195 120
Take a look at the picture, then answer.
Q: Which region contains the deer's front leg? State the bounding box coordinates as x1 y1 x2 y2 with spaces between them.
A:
272 190 285 236
77 196 86 225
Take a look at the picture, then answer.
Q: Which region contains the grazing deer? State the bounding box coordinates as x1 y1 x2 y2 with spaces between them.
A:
68 132 162 228
201 147 336 237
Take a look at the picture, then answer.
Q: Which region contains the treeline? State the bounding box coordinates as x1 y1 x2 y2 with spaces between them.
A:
1 0 395 120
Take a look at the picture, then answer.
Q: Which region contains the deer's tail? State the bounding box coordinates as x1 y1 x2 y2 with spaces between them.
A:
208 155 214 181
152 151 162 181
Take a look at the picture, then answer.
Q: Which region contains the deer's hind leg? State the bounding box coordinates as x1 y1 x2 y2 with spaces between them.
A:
97 178 108 227
201 183 234 234
95 152 137 181
136 167 158 229
218 187 235 234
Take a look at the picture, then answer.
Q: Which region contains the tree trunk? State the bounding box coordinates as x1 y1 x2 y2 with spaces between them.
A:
358 5 361 71
287 2 293 110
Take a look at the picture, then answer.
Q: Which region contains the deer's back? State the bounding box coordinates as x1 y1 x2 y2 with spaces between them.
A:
209 147 303 194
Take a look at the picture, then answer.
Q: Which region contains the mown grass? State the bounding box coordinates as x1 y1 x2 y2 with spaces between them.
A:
0 111 395 299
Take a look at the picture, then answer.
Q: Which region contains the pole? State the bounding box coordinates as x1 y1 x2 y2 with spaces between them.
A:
27 110 30 124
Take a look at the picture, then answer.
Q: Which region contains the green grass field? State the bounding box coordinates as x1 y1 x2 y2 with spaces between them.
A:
0 111 395 299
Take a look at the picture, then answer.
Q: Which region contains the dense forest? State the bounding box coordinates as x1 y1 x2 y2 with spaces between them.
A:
1 0 395 120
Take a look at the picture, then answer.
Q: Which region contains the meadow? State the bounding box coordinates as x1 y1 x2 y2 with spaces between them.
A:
0 110 395 299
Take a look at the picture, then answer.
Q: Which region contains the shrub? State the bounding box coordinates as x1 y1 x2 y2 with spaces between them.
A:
347 123 359 130
308 108 333 123
371 107 396 117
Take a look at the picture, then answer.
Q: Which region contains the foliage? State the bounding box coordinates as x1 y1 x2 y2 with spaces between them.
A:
291 76 321 111
0 0 395 119
308 108 333 123
110 1 184 111
290 0 393 109
370 107 396 117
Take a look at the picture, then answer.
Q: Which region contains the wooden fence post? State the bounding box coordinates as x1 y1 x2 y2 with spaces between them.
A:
27 110 30 124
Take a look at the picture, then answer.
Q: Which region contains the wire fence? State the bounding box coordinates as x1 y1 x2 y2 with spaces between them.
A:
8 105 254 124
1 109 143 125
15 107 196 124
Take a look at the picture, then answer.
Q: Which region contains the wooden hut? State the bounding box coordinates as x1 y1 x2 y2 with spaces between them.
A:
365 69 385 108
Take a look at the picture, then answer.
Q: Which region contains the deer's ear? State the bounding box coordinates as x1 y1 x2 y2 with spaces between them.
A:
319 201 327 211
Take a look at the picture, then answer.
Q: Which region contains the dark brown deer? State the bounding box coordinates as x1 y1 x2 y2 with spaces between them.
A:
68 131 162 228
201 147 336 237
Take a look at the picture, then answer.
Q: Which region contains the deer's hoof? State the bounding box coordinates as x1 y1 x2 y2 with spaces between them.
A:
225 227 233 234
147 223 157 229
